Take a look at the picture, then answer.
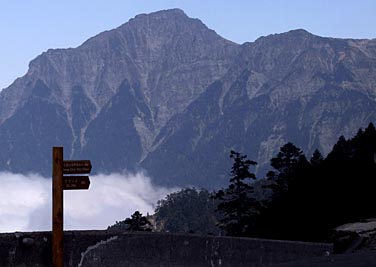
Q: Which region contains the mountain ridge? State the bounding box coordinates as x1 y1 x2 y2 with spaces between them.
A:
0 9 375 188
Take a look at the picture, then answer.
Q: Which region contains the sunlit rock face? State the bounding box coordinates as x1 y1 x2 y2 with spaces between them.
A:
0 9 375 188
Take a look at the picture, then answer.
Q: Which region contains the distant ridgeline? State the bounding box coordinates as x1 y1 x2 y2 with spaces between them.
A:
0 9 375 188
124 123 376 243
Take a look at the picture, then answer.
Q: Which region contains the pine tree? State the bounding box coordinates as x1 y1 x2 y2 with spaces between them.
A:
214 150 259 236
125 211 152 231
265 142 309 197
257 142 311 240
270 142 308 177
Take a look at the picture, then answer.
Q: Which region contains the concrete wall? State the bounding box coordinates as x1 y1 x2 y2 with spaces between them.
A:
0 230 332 267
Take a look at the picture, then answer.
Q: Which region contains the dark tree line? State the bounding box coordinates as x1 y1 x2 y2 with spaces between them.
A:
216 122 376 241
109 123 376 242
108 211 152 232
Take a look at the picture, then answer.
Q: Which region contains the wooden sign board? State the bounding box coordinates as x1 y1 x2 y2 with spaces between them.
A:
63 160 92 174
63 176 90 190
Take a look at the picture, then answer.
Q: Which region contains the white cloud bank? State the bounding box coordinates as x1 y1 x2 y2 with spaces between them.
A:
0 172 177 233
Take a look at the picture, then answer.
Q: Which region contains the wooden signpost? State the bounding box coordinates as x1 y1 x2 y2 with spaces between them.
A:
52 147 91 267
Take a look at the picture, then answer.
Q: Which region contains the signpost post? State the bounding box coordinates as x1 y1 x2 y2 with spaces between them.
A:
52 147 91 267
52 147 63 267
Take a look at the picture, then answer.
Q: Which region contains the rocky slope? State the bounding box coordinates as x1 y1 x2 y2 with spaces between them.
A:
0 9 239 176
143 29 376 187
0 9 375 188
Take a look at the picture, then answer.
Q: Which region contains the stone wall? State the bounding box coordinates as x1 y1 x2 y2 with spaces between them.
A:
0 230 332 267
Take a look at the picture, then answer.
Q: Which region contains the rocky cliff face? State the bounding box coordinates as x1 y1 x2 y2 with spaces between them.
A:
0 9 375 188
144 29 376 187
0 9 239 177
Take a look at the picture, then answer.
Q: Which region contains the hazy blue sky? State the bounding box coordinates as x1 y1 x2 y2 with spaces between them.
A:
1 0 375 90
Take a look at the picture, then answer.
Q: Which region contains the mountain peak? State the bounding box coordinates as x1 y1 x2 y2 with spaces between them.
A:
285 28 313 36
134 8 187 19
123 8 191 29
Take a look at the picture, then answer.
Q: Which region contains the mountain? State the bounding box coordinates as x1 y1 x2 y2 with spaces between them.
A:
0 9 375 188
143 29 376 187
0 9 239 177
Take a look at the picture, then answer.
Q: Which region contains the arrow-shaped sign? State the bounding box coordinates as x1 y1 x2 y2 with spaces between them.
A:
63 160 92 174
63 176 90 190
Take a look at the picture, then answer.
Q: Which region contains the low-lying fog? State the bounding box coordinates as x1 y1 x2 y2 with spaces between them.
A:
0 172 177 233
